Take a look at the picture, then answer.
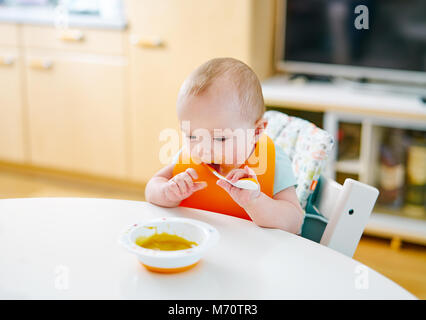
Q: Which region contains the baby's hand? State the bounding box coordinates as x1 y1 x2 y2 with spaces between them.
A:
216 165 261 208
163 168 207 204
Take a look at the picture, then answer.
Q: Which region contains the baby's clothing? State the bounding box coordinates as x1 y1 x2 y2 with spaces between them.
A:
171 137 297 196
170 133 297 220
271 140 297 195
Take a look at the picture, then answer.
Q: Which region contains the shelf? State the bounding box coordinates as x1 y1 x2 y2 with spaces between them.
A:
262 75 426 245
364 212 426 245
335 159 361 174
262 75 426 122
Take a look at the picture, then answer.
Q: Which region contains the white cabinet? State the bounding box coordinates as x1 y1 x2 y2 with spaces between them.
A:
324 112 426 245
25 50 128 178
262 75 426 245
0 1 276 182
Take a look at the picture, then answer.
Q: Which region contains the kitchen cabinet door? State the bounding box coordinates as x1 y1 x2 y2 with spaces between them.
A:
0 47 26 163
0 23 19 47
126 0 253 182
25 50 128 179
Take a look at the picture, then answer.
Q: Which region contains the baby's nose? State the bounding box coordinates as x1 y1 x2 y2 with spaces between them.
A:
200 152 213 163
192 145 211 162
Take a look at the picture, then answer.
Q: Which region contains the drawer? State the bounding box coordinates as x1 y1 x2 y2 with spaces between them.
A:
22 25 125 55
0 23 19 47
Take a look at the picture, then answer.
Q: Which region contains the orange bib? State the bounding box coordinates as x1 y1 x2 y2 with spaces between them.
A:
172 133 275 220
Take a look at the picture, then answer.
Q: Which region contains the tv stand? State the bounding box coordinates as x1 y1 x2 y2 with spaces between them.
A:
262 74 426 246
287 73 426 97
333 77 426 97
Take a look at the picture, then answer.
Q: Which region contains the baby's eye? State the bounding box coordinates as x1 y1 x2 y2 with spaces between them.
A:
187 135 197 141
214 137 228 142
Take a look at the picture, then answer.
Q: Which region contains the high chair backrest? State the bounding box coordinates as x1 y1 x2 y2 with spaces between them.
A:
264 110 334 209
313 177 379 257
264 111 379 257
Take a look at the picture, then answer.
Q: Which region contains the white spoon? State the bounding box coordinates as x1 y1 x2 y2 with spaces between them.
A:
204 164 259 191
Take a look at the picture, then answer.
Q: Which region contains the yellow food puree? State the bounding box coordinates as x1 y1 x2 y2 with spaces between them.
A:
136 232 197 251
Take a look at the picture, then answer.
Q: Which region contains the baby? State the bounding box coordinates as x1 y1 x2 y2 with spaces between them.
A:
145 58 304 234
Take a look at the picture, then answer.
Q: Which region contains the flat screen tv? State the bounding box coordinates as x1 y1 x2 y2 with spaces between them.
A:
277 0 426 84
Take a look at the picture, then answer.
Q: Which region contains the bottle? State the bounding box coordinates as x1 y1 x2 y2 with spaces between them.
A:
337 123 361 160
378 128 406 209
404 131 426 219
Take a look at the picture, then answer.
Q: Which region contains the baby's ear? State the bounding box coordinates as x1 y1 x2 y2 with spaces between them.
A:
254 117 268 138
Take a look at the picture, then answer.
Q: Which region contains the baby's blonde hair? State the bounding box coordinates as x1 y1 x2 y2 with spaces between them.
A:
177 57 265 122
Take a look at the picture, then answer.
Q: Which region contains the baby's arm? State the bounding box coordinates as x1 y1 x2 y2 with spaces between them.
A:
217 166 304 234
145 164 207 208
243 186 304 234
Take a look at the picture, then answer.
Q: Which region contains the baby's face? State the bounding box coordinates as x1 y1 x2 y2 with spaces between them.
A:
177 80 259 166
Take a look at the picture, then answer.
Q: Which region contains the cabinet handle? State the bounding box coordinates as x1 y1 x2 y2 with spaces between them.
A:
59 29 84 42
130 35 164 48
29 59 53 70
0 56 15 66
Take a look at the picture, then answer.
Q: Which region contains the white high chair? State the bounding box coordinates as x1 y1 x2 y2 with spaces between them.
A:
307 177 379 257
264 111 379 258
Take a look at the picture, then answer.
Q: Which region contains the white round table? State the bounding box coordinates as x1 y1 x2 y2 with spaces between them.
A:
0 198 415 299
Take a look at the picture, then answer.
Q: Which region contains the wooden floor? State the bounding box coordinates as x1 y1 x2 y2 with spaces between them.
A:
1 167 425 299
353 236 426 299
